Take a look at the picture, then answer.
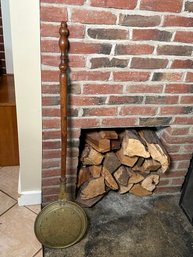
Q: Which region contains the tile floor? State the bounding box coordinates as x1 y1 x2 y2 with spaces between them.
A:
0 166 43 257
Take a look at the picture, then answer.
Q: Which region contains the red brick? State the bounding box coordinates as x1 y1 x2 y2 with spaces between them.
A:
131 58 168 69
101 118 137 127
87 28 129 40
43 130 61 140
132 29 172 41
71 118 100 128
70 96 106 106
83 107 118 117
42 96 59 106
174 31 193 43
164 127 190 136
171 59 193 69
43 118 60 129
43 149 60 159
90 0 137 9
90 57 128 69
42 108 60 117
157 45 192 56
180 96 193 104
83 84 123 95
177 161 191 169
115 44 154 55
126 84 163 94
154 186 181 194
165 84 193 94
109 95 143 105
42 84 59 94
186 72 193 82
171 153 193 161
174 117 193 125
145 95 179 105
69 42 111 55
139 117 172 126
41 39 58 53
164 15 193 27
41 6 67 22
160 106 193 115
113 71 150 82
41 23 85 39
119 14 161 27
41 0 84 4
119 106 157 116
42 187 59 196
71 9 117 25
140 0 183 13
43 140 60 149
152 72 183 82
71 71 110 81
69 55 86 68
171 178 185 186
42 177 60 187
162 170 187 178
41 55 60 67
41 70 59 82
42 168 61 178
183 145 193 153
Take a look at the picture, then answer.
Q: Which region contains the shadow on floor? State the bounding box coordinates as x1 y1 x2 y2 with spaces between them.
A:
44 193 193 257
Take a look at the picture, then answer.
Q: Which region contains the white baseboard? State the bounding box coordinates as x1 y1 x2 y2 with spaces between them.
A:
18 191 42 206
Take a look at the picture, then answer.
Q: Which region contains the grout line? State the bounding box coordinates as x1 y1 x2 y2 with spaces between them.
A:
0 202 17 217
24 205 41 215
32 248 43 257
0 189 18 202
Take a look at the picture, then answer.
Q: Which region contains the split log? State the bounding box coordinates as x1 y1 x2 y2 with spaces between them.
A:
80 145 104 165
86 131 110 153
89 165 102 178
141 174 160 192
119 183 134 194
103 152 121 173
114 166 130 186
132 157 145 173
76 191 105 208
77 166 90 188
116 148 138 167
139 129 170 173
122 130 150 158
111 139 121 150
127 168 144 184
99 130 118 139
129 184 152 197
142 158 161 172
80 177 106 200
101 167 119 190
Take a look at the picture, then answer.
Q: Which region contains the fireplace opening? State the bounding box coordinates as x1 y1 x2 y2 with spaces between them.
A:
76 127 170 207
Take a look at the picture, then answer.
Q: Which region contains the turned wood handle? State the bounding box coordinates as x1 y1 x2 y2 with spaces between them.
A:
59 21 69 181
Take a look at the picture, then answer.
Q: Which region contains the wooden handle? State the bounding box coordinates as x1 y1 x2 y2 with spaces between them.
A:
59 21 69 181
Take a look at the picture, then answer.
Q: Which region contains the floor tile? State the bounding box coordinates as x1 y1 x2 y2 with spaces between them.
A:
33 249 43 257
26 204 41 215
0 191 17 215
0 204 42 257
0 166 19 200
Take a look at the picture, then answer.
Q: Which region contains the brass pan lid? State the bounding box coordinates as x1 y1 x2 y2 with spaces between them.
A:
34 200 88 249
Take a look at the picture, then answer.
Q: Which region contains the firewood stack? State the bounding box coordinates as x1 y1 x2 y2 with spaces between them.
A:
76 129 170 207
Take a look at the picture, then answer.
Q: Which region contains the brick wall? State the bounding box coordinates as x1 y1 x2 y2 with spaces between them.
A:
0 4 6 75
40 0 193 203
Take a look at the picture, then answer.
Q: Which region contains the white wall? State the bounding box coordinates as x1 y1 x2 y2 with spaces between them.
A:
1 0 13 73
9 0 42 205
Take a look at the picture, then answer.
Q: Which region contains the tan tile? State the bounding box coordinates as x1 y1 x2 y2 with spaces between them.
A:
0 166 19 200
26 204 41 214
0 204 41 257
0 191 17 215
34 249 43 257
